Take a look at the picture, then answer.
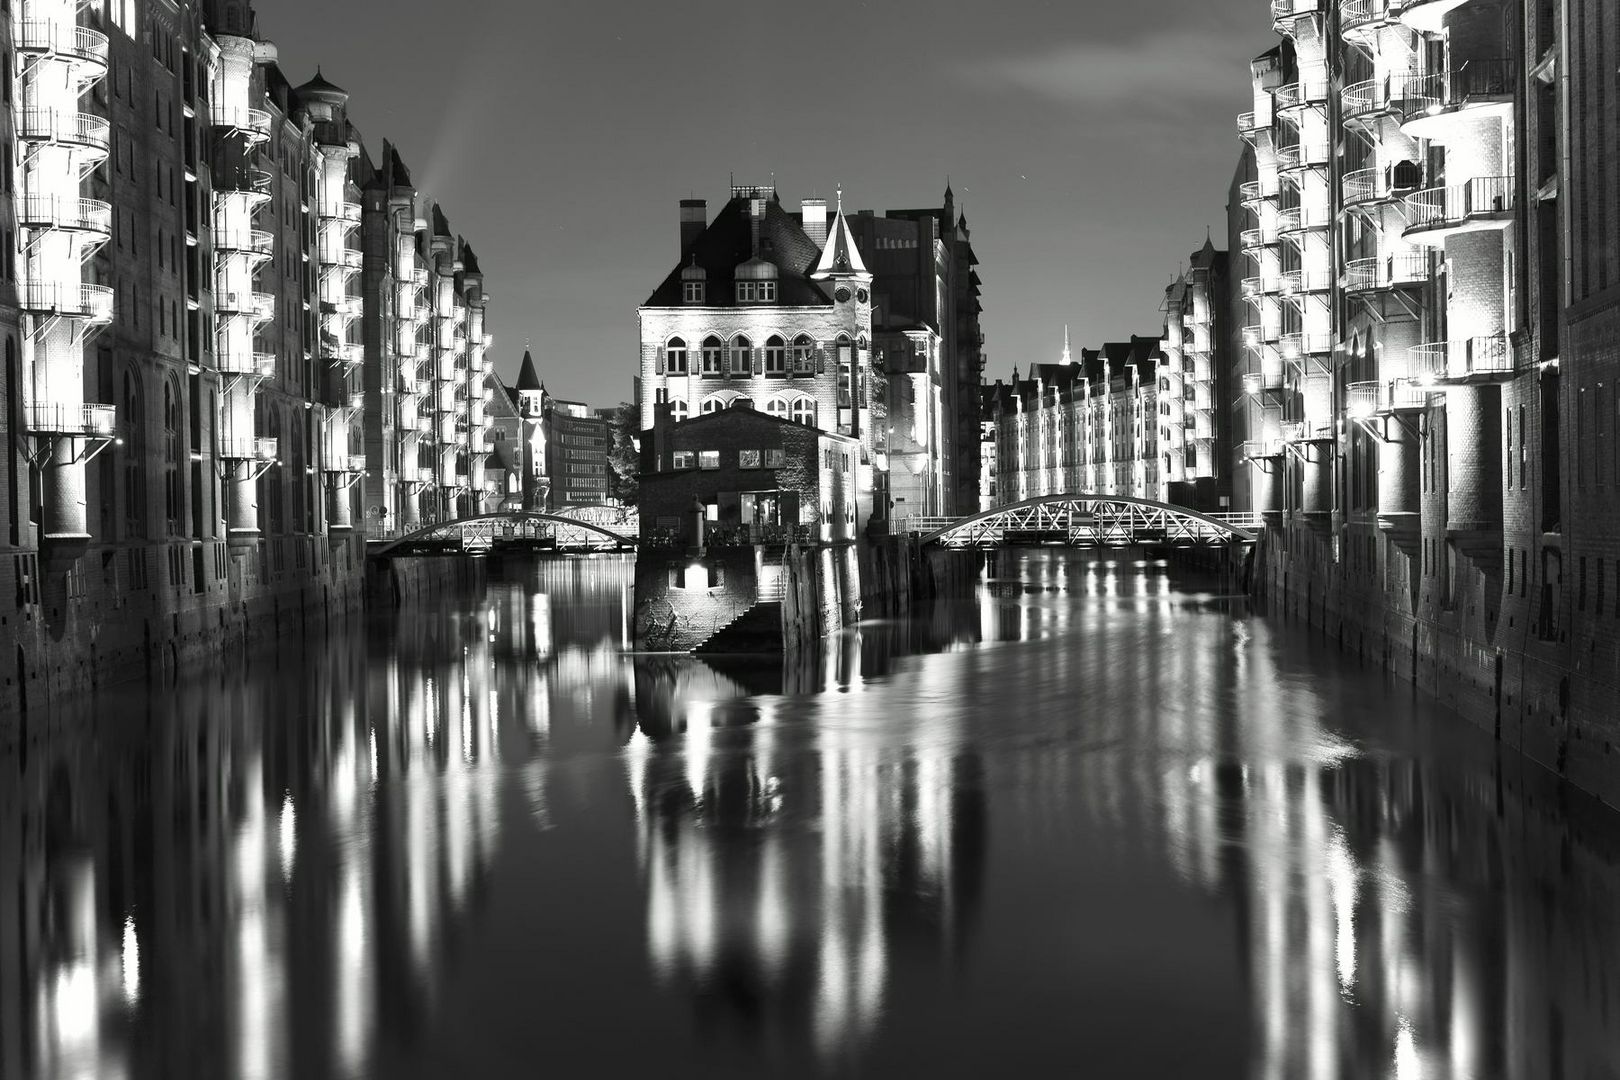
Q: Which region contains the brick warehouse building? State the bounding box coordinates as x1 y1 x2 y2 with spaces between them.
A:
0 0 496 711
1227 0 1620 802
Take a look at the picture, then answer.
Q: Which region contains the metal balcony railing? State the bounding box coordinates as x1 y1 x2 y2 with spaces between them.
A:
220 436 279 461
16 108 111 156
1274 78 1330 114
1239 179 1278 207
1280 268 1333 296
1241 275 1281 300
322 342 363 366
1341 78 1392 121
1339 0 1394 35
217 350 276 379
1275 142 1330 172
1346 381 1381 417
16 20 111 70
1243 439 1287 459
25 402 116 436
1450 58 1516 102
1282 419 1335 442
17 195 112 238
1276 206 1327 235
217 290 275 320
19 281 114 323
1239 225 1278 251
1342 167 1388 208
1237 110 1269 140
1271 0 1326 28
1280 331 1334 359
212 106 273 140
215 228 275 256
1342 251 1430 293
1411 335 1513 382
324 295 363 318
1404 176 1515 234
1391 71 1444 121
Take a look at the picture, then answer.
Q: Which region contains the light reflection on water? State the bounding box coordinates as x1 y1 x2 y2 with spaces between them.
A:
2 551 1619 1078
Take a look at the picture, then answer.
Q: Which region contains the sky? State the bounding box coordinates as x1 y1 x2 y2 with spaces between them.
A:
260 0 1265 406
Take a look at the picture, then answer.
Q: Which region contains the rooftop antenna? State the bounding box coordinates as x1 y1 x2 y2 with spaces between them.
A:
836 185 843 213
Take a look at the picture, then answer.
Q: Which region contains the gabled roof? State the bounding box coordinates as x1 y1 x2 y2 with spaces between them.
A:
643 194 832 308
665 403 859 442
460 239 481 275
516 350 541 392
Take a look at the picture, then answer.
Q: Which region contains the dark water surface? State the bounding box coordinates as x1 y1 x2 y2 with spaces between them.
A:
5 551 1620 1079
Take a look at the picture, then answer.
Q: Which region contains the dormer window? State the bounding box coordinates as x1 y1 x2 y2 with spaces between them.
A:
736 280 777 303
682 280 706 304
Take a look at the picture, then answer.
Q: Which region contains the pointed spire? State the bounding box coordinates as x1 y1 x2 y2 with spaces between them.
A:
516 349 541 392
811 189 869 280
1060 325 1072 365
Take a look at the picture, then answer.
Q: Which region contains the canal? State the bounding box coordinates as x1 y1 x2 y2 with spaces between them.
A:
4 550 1619 1079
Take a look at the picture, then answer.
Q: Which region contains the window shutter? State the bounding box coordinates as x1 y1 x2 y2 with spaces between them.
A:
753 347 763 375
655 347 665 375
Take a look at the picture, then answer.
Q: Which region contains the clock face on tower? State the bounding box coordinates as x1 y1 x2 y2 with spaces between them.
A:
856 288 869 304
835 286 851 304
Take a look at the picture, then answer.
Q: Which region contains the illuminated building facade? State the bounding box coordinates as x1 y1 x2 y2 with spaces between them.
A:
1231 0 1620 778
988 334 1164 505
0 0 497 711
1159 239 1234 512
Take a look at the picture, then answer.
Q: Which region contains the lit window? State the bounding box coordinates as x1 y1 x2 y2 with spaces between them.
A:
683 281 705 303
700 396 724 414
699 450 720 469
791 334 814 374
765 448 784 468
670 399 688 422
740 450 761 468
765 397 788 418
730 336 751 375
701 336 723 375
666 337 688 374
759 281 776 302
672 450 695 469
790 397 816 426
737 281 755 303
764 335 786 374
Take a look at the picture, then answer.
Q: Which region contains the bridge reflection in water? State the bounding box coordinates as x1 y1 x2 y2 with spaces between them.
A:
1 552 1618 1078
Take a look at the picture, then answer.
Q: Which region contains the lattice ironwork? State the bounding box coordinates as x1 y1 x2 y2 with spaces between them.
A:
919 495 1259 549
370 511 636 557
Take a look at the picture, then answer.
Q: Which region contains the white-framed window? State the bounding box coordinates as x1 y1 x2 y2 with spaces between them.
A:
791 397 816 426
730 335 751 375
737 281 755 303
765 397 788 419
791 334 814 374
699 450 720 470
740 450 761 469
666 337 688 374
764 335 786 374
758 281 776 302
701 336 723 375
683 281 705 303
672 450 696 469
670 399 688 422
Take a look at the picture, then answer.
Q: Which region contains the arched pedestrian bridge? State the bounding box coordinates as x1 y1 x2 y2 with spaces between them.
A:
911 495 1259 549
369 510 638 558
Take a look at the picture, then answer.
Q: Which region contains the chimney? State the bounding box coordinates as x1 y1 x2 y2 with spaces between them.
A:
680 199 706 256
802 197 828 249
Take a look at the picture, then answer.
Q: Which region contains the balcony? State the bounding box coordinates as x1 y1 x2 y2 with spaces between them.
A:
324 295 363 319
16 108 111 159
1340 0 1396 38
212 106 273 142
1275 142 1330 174
1348 379 1431 417
17 195 112 241
1280 331 1334 361
1282 419 1335 442
1341 251 1430 294
1403 176 1514 243
220 436 280 462
1271 0 1326 30
15 21 111 74
1243 439 1288 460
1279 268 1333 298
1241 275 1281 301
216 350 276 379
215 228 275 257
1240 225 1279 254
1237 110 1270 141
217 290 275 320
322 342 363 366
1239 180 1278 208
1273 78 1330 116
1400 60 1515 138
1276 206 1329 236
1399 0 1481 35
1411 335 1514 383
1242 323 1282 350
1341 78 1393 122
25 402 116 437
19 281 114 323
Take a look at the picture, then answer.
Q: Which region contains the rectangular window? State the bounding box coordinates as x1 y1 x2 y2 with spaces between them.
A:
736 282 755 302
739 450 761 469
730 344 750 375
765 341 786 374
672 450 695 470
765 448 784 468
1519 405 1527 488
666 343 688 374
702 343 723 375
682 281 705 304
758 281 776 302
698 450 720 470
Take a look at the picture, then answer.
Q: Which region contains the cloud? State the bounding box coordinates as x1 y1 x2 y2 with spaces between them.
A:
965 25 1263 121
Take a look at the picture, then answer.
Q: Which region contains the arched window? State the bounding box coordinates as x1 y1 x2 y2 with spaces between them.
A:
732 397 754 410
701 335 723 376
729 335 751 376
764 335 786 375
765 397 789 418
790 397 816 427
666 337 688 374
835 335 853 408
670 399 689 422
791 334 814 375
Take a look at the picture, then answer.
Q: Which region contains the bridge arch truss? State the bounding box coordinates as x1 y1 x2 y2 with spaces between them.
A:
369 511 637 557
918 495 1258 548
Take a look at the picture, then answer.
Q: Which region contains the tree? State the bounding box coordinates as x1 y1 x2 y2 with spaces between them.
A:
607 401 640 505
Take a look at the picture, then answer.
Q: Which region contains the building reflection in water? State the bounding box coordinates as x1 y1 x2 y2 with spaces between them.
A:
0 551 1618 1077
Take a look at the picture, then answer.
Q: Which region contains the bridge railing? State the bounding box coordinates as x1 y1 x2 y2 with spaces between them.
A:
915 495 1259 547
